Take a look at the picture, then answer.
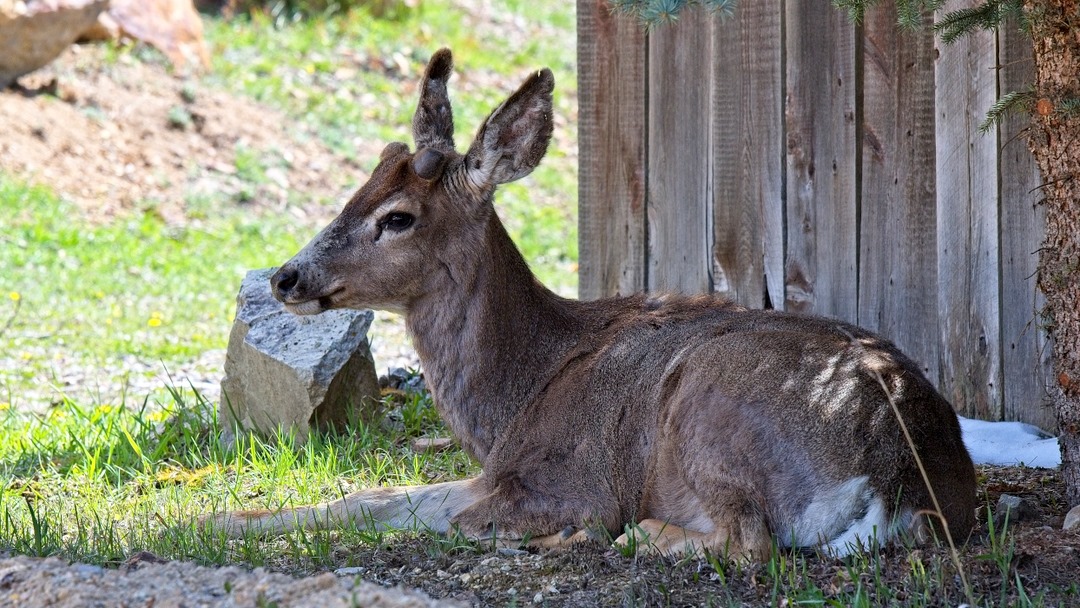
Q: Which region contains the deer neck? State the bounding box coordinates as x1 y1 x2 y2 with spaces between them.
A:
405 211 582 463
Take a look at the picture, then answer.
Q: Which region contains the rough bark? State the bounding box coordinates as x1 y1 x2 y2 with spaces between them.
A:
1025 0 1080 507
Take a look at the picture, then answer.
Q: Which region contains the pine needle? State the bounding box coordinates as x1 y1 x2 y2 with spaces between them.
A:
610 0 735 27
933 0 1016 44
979 89 1036 134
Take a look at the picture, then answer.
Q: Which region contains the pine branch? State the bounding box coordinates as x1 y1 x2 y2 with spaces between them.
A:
837 0 946 30
701 0 735 20
978 89 1036 134
832 0 881 24
897 0 947 30
609 0 736 28
643 0 688 27
1059 98 1080 118
933 0 1021 44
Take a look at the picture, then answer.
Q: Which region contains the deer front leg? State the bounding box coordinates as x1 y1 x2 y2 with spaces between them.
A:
526 525 609 550
614 519 766 561
199 477 484 538
448 478 613 548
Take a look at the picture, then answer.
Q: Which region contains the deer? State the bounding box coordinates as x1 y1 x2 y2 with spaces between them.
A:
201 48 977 560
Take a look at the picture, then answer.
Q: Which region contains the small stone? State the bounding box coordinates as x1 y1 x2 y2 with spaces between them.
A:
104 0 210 69
411 437 455 453
1064 505 1080 531
71 564 104 577
334 566 365 576
994 494 1035 530
121 551 167 571
387 366 426 392
458 573 473 585
388 367 411 386
496 547 528 557
435 569 450 579
533 592 544 604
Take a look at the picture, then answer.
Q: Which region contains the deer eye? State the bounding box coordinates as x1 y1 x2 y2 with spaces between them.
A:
380 212 415 232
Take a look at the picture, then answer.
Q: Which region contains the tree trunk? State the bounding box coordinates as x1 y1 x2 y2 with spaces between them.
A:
1025 0 1080 507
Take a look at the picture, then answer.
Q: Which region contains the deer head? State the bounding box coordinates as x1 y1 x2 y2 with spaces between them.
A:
270 49 555 315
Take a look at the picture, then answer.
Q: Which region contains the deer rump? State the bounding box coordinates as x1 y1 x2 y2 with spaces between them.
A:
202 48 977 561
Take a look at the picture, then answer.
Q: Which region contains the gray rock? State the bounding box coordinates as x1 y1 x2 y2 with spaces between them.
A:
994 493 1035 531
1065 505 1080 531
219 268 380 447
388 366 426 392
0 0 110 89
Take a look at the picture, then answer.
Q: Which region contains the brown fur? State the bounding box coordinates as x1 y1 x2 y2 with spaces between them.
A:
201 49 977 560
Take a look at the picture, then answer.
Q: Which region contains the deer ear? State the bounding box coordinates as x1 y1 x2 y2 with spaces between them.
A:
463 67 554 188
412 147 447 181
413 48 455 151
380 141 410 160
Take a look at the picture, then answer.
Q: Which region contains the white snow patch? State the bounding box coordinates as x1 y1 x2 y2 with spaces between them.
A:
960 417 1060 468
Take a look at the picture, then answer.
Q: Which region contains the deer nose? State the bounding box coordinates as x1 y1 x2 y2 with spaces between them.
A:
271 266 299 302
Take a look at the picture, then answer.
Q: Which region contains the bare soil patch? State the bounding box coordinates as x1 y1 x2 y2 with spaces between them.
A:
0 42 373 226
0 552 460 608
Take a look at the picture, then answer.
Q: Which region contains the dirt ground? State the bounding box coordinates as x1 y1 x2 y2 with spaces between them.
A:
2 34 1078 608
0 42 373 227
278 465 1080 606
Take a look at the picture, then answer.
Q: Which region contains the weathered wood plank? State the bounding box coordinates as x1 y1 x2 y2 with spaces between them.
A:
858 4 940 381
576 0 647 300
999 21 1056 431
934 1 1002 420
574 3 1041 427
783 2 858 322
711 0 784 307
646 7 711 294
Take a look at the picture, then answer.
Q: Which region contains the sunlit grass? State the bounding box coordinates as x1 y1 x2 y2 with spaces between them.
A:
0 174 311 405
203 1 575 152
0 381 473 567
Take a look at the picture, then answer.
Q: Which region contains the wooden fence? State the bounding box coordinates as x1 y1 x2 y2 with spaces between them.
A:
576 0 1057 430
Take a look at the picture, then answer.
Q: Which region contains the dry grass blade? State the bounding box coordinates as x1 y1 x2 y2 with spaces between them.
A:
860 346 976 605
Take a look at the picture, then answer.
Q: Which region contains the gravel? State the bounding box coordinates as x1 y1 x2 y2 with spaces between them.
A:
0 554 461 608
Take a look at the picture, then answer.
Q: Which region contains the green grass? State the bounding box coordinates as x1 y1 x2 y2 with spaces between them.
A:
0 379 1055 606
0 175 311 407
203 1 575 152
0 381 475 568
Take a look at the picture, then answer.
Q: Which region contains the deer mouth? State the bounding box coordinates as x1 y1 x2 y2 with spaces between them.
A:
282 287 345 315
